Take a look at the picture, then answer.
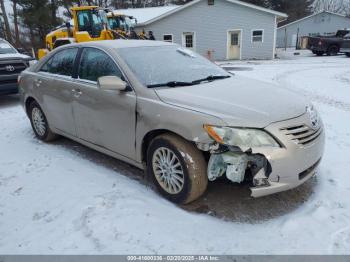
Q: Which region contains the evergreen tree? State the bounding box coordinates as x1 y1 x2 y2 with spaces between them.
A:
17 0 61 48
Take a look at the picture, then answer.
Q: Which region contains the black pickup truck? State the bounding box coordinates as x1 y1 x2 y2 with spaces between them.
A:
305 29 350 56
340 33 350 57
0 38 34 96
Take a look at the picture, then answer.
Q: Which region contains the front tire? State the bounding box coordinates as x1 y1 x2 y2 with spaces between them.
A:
147 134 208 204
29 101 58 142
315 51 324 56
346 53 350 58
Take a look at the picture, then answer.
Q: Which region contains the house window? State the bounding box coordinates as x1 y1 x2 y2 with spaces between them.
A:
252 30 264 43
208 0 214 5
163 34 173 42
183 33 194 48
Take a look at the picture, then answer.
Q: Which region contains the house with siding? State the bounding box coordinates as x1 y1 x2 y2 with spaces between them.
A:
277 11 350 48
121 0 287 60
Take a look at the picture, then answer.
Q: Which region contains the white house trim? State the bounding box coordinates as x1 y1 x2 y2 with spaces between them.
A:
182 32 196 51
273 16 277 59
225 0 287 18
226 28 243 60
251 29 264 43
163 34 174 42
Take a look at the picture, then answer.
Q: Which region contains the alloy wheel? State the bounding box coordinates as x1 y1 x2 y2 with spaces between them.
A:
32 107 46 137
152 147 185 194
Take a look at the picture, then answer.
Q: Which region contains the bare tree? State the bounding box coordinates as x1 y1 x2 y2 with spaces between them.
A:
0 0 13 43
311 0 350 15
11 0 20 47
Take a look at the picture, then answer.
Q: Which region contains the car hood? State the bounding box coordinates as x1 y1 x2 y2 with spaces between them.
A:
0 53 31 60
154 76 308 128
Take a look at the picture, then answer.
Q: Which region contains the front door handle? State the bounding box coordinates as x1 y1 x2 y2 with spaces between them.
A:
72 88 82 98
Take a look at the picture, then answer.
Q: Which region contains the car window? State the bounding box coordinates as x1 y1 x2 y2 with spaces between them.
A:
40 48 78 76
78 48 123 82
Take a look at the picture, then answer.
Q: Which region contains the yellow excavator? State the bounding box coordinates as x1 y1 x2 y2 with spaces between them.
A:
38 6 149 59
107 12 148 40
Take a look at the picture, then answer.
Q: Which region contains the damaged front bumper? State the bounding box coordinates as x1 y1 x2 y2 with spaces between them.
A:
199 113 325 198
250 158 321 197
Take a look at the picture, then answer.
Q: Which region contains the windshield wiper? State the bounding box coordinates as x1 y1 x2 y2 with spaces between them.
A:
147 75 231 88
191 75 231 85
147 81 194 88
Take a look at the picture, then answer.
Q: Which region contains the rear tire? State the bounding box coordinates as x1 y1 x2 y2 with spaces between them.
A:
29 101 58 142
327 45 339 56
147 134 208 204
346 53 350 58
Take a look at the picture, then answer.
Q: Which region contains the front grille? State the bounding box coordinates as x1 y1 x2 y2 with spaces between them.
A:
0 78 17 85
0 61 27 75
280 124 322 146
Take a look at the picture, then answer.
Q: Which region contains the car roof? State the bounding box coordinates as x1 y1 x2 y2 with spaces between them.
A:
76 40 175 49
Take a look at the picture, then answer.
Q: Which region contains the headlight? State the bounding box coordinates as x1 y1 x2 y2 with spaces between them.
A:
204 125 280 148
28 59 37 66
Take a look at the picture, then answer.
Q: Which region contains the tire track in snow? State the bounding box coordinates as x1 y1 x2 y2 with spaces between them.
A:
328 225 350 254
74 206 105 252
274 66 350 112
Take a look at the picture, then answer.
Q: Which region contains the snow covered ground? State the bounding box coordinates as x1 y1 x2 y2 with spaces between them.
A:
0 50 350 254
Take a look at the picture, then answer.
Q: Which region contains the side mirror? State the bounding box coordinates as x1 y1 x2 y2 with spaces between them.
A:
97 76 127 91
16 47 25 54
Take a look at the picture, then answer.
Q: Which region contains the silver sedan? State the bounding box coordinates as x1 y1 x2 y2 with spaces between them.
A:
19 40 325 204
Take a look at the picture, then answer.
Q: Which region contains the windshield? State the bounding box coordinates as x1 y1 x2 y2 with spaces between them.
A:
124 17 134 30
0 41 17 54
117 45 230 87
98 10 109 27
77 9 107 37
108 16 133 32
336 30 350 37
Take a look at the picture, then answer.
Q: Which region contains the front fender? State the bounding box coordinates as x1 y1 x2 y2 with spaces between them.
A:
135 97 226 163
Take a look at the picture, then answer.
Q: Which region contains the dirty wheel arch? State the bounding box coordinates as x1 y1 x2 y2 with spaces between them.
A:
29 101 59 142
147 133 208 204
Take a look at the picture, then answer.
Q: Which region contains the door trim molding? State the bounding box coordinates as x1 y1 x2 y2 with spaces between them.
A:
52 127 144 170
226 29 243 60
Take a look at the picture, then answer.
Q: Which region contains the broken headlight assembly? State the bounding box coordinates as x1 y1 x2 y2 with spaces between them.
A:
204 125 280 148
203 125 276 188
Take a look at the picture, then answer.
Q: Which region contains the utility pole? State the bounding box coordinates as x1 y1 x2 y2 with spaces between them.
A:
0 15 5 39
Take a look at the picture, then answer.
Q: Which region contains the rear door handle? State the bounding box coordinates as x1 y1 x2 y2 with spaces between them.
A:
72 88 82 98
34 79 42 87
